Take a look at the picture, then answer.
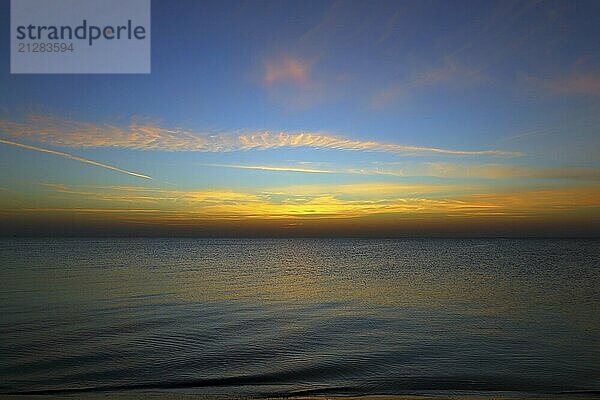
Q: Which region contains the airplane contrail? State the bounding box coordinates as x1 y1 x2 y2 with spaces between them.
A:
0 138 153 180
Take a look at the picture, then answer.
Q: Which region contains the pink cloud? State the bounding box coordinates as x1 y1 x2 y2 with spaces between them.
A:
523 71 600 95
264 57 310 86
549 73 600 95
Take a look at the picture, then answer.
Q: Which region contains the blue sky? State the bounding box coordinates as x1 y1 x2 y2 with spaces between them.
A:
1 0 599 235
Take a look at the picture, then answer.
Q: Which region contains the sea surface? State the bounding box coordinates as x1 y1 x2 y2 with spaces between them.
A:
0 238 599 397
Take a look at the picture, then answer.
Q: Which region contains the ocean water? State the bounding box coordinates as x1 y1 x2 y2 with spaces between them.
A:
0 238 598 397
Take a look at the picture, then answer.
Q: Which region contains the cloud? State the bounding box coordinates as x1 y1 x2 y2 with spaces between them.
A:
263 182 468 198
264 57 311 86
553 73 600 95
0 139 152 180
203 162 407 177
372 85 410 108
262 56 326 109
419 162 600 181
14 182 600 222
0 114 522 157
522 71 600 96
37 182 460 203
372 59 486 107
14 182 467 220
202 161 600 182
204 163 335 174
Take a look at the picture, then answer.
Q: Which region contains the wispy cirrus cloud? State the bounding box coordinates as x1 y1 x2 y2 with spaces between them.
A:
368 161 600 181
421 162 600 181
204 163 336 174
372 59 486 107
0 138 152 180
202 161 600 182
202 162 405 176
0 114 522 157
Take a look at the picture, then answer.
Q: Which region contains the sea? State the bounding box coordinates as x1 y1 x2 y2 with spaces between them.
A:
0 238 599 397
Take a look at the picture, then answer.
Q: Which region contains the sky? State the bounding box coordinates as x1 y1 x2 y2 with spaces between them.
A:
1 0 599 237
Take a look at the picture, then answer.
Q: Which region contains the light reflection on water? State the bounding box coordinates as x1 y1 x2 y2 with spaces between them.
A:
0 238 598 396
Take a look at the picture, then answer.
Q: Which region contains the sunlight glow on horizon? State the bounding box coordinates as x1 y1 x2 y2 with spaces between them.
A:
1 0 599 236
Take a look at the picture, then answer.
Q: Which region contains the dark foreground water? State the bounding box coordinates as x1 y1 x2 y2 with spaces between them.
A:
0 238 599 397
